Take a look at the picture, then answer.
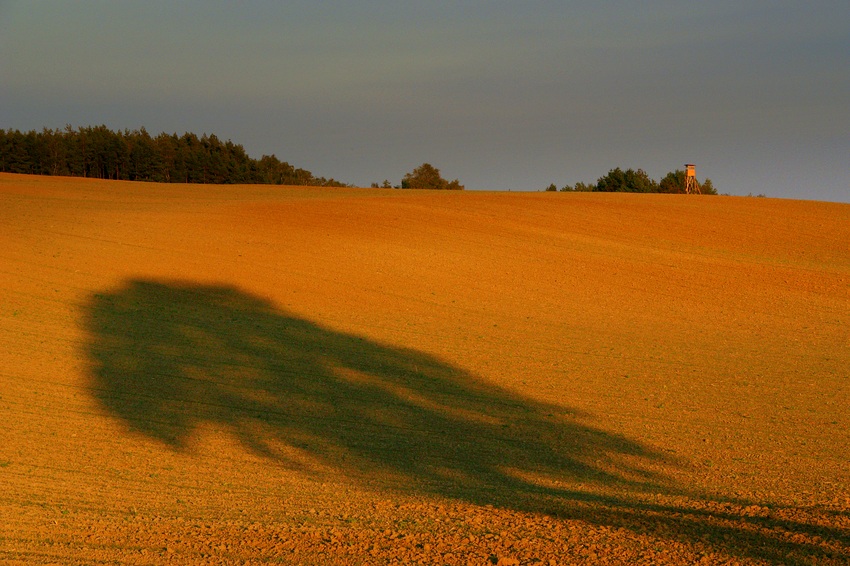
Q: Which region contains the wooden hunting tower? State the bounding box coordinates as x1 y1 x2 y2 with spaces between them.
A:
685 164 700 194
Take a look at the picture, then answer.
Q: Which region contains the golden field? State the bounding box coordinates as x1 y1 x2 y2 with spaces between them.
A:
1 172 848 564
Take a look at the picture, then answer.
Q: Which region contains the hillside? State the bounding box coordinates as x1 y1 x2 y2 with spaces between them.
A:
1 173 848 564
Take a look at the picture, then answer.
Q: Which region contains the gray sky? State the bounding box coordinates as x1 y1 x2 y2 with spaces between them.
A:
2 1 848 201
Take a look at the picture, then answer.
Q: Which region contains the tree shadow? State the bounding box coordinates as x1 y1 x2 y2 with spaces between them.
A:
83 280 849 563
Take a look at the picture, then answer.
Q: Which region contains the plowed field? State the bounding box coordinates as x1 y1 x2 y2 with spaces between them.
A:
1 173 848 564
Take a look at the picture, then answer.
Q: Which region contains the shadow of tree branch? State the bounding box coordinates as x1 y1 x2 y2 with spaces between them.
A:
83 280 849 564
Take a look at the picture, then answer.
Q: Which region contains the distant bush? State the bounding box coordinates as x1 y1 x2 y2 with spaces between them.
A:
401 163 464 190
560 181 595 192
595 168 658 193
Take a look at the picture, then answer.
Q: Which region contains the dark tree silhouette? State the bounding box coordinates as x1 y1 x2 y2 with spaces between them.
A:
596 167 658 193
0 126 349 186
401 163 463 190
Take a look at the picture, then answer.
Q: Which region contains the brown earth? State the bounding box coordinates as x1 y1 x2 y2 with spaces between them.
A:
1 172 848 565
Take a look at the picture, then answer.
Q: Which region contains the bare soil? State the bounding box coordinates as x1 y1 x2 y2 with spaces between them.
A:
1 172 848 564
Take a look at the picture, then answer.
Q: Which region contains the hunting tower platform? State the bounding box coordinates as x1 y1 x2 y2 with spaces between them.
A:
685 164 700 194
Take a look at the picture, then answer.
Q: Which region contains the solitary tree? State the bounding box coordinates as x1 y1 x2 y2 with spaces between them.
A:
401 163 464 190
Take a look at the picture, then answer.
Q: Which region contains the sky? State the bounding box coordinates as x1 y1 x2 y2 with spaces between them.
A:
1 1 848 201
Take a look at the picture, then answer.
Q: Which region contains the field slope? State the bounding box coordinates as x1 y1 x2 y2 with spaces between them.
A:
1 173 848 564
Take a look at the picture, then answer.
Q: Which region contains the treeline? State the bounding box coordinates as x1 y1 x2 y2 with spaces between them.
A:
548 167 717 195
0 126 348 186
